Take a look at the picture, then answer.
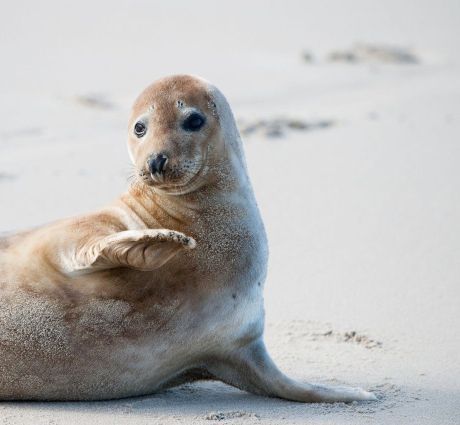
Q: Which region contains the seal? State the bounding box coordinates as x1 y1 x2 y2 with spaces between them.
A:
0 75 376 402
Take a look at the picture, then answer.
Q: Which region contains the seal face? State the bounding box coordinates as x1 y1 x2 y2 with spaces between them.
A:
128 76 220 195
0 75 375 402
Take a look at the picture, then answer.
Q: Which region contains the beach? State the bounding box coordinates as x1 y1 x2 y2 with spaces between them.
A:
0 1 459 423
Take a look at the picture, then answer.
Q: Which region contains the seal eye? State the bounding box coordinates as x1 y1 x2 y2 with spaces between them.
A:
134 122 146 137
182 113 205 132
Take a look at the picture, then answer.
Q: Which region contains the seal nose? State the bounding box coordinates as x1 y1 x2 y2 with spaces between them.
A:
147 153 168 175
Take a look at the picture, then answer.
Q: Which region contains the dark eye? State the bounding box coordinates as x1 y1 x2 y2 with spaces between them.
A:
182 112 205 132
134 121 146 137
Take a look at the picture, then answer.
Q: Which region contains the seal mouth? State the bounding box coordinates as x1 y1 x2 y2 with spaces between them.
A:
138 146 210 196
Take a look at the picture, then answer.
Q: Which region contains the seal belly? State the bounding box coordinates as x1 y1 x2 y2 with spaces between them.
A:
0 289 172 400
0 272 265 400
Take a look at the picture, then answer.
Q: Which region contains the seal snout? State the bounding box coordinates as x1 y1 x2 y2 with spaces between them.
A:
147 153 168 175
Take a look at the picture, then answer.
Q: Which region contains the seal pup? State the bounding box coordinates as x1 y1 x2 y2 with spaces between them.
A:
0 75 376 402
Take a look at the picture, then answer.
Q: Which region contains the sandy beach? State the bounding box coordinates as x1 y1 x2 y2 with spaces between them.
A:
0 0 459 423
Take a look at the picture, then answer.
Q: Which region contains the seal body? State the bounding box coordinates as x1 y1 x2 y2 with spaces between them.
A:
0 205 265 400
0 75 375 402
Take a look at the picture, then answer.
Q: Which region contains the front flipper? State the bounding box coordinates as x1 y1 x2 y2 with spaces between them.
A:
68 229 196 275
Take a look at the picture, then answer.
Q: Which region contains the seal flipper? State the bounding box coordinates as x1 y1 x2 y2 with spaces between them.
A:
67 229 196 275
207 339 377 403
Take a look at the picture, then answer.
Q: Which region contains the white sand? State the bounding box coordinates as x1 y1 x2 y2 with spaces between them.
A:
1 1 459 423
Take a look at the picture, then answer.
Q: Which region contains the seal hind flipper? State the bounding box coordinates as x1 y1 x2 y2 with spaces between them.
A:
68 229 196 274
207 339 377 403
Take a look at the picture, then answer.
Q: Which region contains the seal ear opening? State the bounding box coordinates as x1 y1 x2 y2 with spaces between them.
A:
68 229 196 275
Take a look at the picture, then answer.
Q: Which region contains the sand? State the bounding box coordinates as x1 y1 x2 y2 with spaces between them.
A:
0 0 459 423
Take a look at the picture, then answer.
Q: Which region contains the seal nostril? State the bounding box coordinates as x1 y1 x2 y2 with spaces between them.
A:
148 154 168 175
158 155 168 172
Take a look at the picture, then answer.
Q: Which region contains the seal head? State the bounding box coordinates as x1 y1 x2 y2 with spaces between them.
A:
128 76 223 195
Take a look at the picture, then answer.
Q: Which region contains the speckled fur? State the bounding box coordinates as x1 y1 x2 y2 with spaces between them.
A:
0 76 375 403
